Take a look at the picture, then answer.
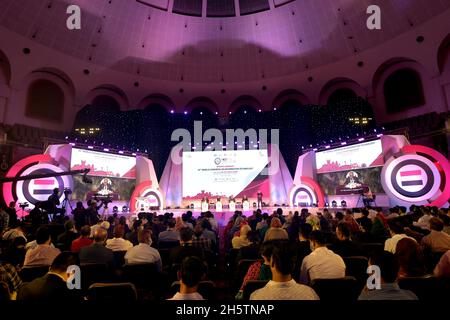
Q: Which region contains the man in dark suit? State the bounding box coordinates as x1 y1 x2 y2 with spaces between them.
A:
169 227 204 265
79 228 114 268
17 252 81 301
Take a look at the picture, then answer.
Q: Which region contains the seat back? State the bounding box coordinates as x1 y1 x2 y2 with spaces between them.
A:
113 251 126 269
311 276 360 301
123 263 165 299
243 280 269 300
343 256 369 291
398 275 441 300
170 281 216 300
157 241 180 249
19 265 49 282
158 248 171 267
87 282 137 301
360 243 384 258
0 281 10 301
80 263 111 291
234 259 258 289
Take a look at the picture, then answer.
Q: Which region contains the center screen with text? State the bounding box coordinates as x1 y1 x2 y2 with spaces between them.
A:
71 148 136 201
315 140 384 195
182 149 270 200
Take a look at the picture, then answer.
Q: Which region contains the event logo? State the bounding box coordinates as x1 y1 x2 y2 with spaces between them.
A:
130 181 164 212
289 177 325 208
2 154 73 209
214 157 221 165
381 145 450 206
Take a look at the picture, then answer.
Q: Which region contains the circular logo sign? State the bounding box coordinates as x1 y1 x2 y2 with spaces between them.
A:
15 163 72 208
130 181 164 213
291 185 317 207
381 154 441 203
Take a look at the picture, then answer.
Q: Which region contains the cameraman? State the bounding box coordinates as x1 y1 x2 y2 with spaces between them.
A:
47 188 64 220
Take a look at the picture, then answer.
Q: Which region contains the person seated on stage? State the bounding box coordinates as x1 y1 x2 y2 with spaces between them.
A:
56 220 78 251
250 241 319 300
71 225 93 253
421 217 450 253
125 229 162 272
158 219 180 243
106 225 133 252
79 228 114 268
384 219 416 254
169 227 205 265
358 251 418 300
299 230 346 285
236 241 273 300
329 222 363 257
168 256 206 300
232 225 252 249
263 217 289 243
395 238 426 279
23 226 61 267
18 252 82 301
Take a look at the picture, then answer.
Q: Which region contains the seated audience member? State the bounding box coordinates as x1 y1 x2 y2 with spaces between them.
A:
79 228 114 268
434 250 450 278
56 220 78 251
330 222 363 257
357 209 373 230
199 219 216 245
106 225 133 251
294 223 313 274
71 225 93 252
236 231 261 261
158 219 180 243
90 220 110 238
206 211 218 233
3 237 26 267
192 224 212 252
126 219 142 245
300 230 346 284
169 227 204 265
0 262 23 298
263 217 289 242
17 252 81 301
236 242 273 299
358 251 418 300
23 226 61 267
250 242 319 300
395 238 426 278
125 229 162 272
71 201 86 231
168 256 206 300
232 225 252 249
421 217 450 253
384 219 416 254
344 210 361 234
118 216 131 235
2 223 27 242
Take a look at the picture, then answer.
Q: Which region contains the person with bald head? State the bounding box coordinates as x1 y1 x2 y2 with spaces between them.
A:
79 227 114 268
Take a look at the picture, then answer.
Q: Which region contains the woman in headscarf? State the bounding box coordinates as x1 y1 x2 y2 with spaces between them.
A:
232 225 252 249
263 217 288 242
396 237 426 278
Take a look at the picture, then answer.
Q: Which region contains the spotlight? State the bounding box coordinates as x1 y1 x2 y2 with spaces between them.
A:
184 111 188 115
170 110 174 114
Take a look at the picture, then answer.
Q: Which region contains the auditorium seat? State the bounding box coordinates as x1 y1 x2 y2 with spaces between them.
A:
398 275 446 300
87 282 137 301
234 259 258 290
19 265 49 282
360 243 384 258
242 280 269 300
113 251 126 269
343 256 369 291
123 263 166 299
170 281 216 300
157 240 180 249
80 263 112 292
0 281 10 301
311 276 360 301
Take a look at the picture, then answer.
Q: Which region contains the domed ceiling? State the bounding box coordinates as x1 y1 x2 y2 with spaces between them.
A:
0 0 449 83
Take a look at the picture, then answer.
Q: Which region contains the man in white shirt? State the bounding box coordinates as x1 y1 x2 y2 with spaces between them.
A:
251 242 319 300
168 256 205 300
24 226 61 267
300 230 346 285
106 225 133 251
421 217 450 253
384 219 416 253
125 229 162 271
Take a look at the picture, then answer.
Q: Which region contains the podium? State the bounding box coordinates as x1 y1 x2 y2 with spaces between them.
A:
229 201 236 212
201 201 209 212
242 200 250 211
215 200 222 212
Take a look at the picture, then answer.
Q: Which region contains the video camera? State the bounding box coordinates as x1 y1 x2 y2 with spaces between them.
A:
19 202 29 210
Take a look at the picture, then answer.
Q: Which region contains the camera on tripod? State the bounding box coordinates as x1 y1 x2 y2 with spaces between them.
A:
63 188 72 198
19 202 29 210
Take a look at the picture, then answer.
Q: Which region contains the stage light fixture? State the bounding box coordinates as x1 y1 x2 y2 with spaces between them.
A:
341 200 347 207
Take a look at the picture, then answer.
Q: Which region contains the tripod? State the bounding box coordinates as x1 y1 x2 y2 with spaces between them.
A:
60 195 73 218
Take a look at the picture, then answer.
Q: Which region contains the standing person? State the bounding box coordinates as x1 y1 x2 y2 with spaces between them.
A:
257 192 263 209
71 201 86 231
5 202 18 227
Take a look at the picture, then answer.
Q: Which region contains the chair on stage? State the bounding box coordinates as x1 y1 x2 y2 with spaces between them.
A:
87 282 137 301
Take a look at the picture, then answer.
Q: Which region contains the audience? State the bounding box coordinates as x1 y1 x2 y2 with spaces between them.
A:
300 230 346 284
0 262 23 299
232 225 252 249
79 228 114 268
384 219 416 253
358 251 418 300
70 225 93 252
395 238 426 278
158 219 180 243
434 249 450 278
330 222 362 257
18 252 81 301
250 242 319 300
23 226 61 267
56 220 78 251
169 227 204 265
125 229 162 271
421 217 450 253
106 225 133 251
168 256 206 300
